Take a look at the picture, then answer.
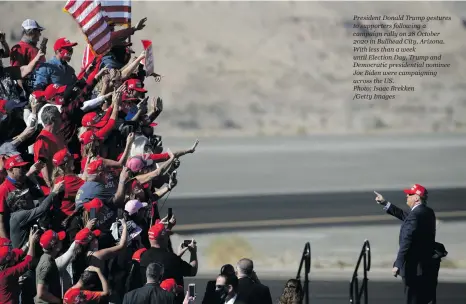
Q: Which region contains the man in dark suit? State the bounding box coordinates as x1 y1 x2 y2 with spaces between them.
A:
122 262 176 304
215 274 246 304
375 184 437 304
236 258 273 304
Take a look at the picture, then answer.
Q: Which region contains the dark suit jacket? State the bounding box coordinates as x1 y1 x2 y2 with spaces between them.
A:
202 280 217 304
387 203 436 281
237 277 273 304
122 283 176 304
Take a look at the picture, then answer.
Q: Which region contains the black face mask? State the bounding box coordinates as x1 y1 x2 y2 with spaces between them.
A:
215 286 228 301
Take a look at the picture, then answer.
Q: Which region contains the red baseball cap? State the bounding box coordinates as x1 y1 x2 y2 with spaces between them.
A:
81 112 108 128
54 37 78 52
75 227 101 245
83 198 104 212
53 148 79 166
403 184 427 197
160 278 181 291
0 99 7 115
125 79 147 93
4 154 29 170
132 248 147 262
79 131 102 146
148 223 166 240
86 159 104 175
40 230 66 250
44 84 66 99
0 246 12 265
30 91 46 100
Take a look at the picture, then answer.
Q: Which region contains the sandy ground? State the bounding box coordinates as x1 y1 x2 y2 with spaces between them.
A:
2 2 466 137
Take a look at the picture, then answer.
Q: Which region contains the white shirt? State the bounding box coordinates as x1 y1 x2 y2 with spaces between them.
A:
225 294 237 304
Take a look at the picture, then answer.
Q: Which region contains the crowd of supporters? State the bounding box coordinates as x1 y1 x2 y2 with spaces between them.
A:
0 17 305 304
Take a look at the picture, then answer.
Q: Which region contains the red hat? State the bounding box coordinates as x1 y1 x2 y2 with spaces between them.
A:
86 159 104 175
160 278 180 291
132 248 147 262
75 227 101 245
54 37 78 52
40 230 66 250
83 198 104 212
79 131 102 146
44 84 66 100
148 223 166 240
125 79 147 93
403 184 427 197
63 288 88 304
30 91 46 101
53 148 79 166
0 100 6 115
81 112 108 128
4 154 29 170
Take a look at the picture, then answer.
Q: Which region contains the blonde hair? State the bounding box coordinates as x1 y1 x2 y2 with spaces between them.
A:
82 210 90 228
52 166 66 184
278 279 303 304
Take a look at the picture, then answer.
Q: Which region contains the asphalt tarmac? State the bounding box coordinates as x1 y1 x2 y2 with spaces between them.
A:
166 187 466 232
163 134 466 198
186 278 466 304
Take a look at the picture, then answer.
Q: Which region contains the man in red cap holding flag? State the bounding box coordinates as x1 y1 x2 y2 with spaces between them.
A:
374 184 438 304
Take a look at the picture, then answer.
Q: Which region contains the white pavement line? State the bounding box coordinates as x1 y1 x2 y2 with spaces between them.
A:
173 210 466 232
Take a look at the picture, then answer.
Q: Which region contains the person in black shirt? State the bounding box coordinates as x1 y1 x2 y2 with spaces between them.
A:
123 262 176 304
139 223 198 287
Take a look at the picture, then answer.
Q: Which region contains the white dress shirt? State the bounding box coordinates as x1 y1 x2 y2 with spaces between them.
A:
225 294 238 304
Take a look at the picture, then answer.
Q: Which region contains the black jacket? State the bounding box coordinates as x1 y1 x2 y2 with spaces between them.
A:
122 283 176 304
387 203 436 281
237 277 273 304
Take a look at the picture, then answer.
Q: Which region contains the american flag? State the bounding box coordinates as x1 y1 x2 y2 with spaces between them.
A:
80 0 132 70
101 0 131 26
63 0 112 56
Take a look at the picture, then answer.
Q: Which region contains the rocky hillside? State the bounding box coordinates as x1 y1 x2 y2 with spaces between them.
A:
2 1 466 137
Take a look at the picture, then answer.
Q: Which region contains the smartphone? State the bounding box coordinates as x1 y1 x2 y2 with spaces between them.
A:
90 208 97 220
188 284 196 297
40 37 48 53
168 208 172 221
182 240 192 248
38 157 47 164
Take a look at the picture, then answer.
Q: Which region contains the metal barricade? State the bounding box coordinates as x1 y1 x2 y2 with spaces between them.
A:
349 239 371 304
296 242 311 304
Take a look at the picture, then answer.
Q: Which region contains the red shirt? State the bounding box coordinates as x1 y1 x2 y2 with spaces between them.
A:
0 178 17 214
33 130 65 183
9 41 44 67
0 255 32 304
33 129 65 163
63 288 102 304
54 175 85 216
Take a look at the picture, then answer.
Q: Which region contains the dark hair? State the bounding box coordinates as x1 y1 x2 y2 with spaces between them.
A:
218 274 239 291
41 106 60 126
220 264 235 276
81 270 100 289
7 189 30 212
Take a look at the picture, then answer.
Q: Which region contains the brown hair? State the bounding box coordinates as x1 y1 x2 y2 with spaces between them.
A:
278 279 304 304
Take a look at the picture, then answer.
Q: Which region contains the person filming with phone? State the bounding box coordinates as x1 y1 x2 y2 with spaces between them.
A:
139 215 198 288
